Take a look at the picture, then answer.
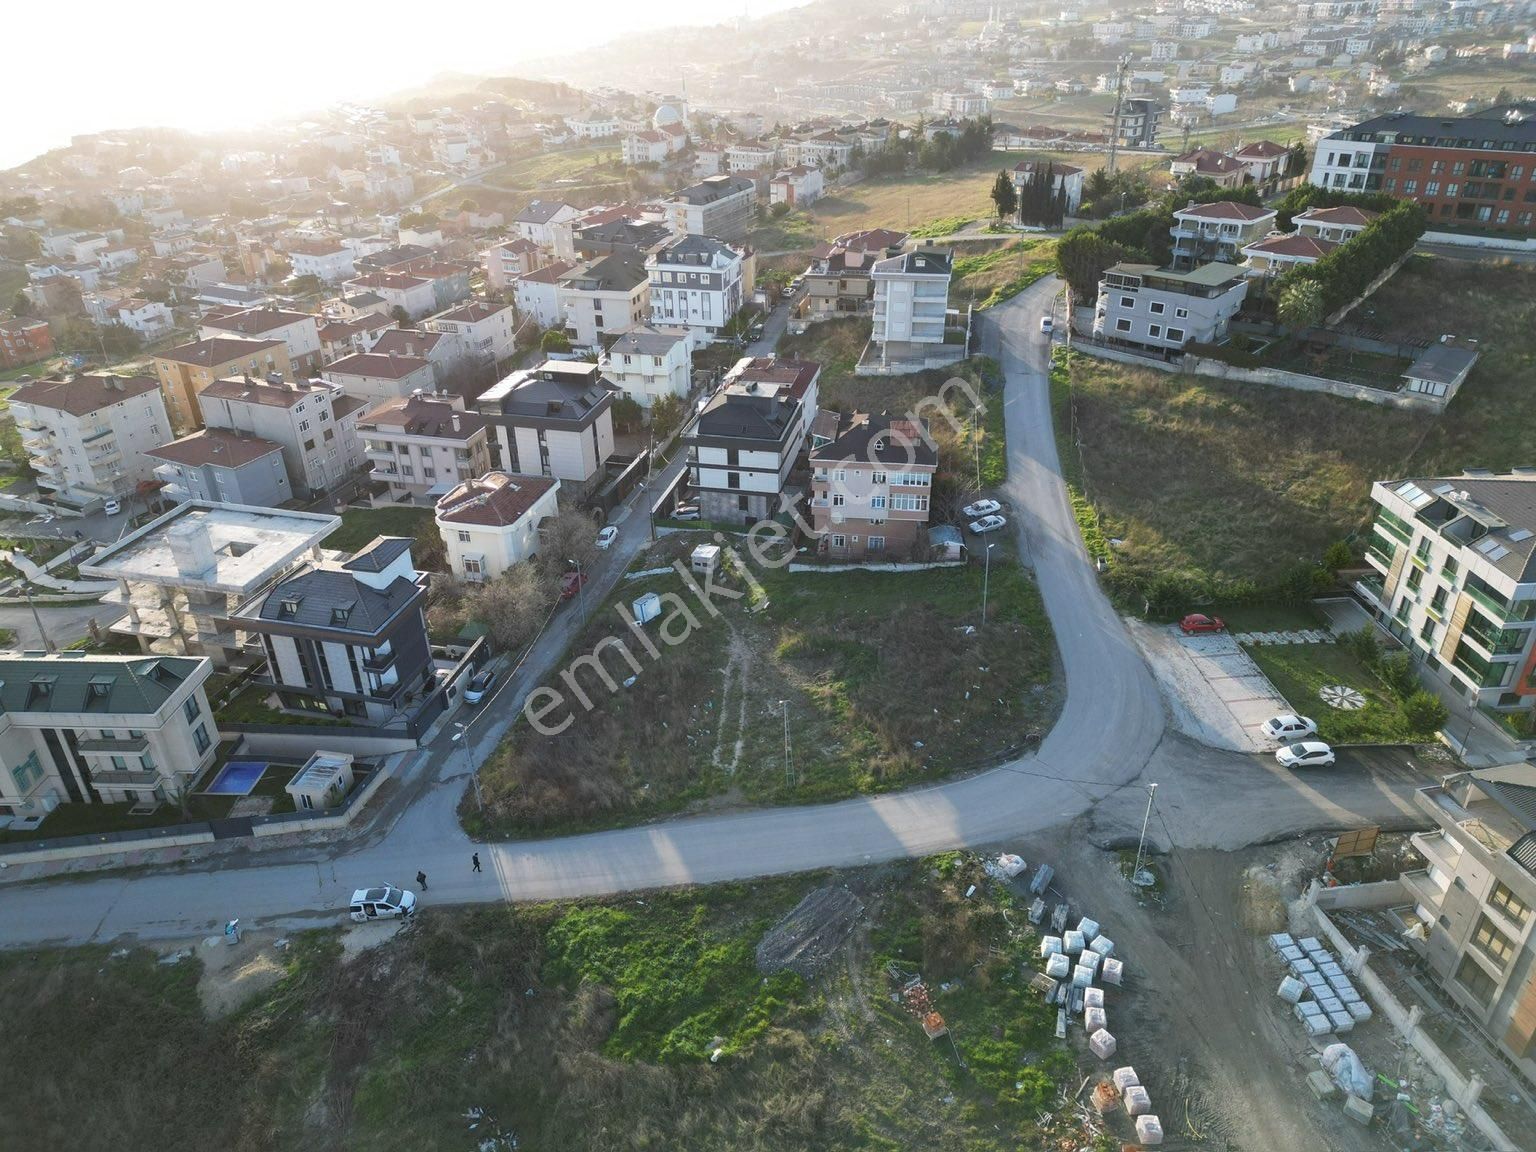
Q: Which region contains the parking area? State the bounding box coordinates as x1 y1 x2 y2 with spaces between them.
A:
1127 620 1291 752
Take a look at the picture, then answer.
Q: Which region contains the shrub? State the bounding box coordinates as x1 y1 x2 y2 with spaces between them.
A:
1403 689 1449 735
1341 626 1381 667
1377 650 1419 700
1323 540 1355 573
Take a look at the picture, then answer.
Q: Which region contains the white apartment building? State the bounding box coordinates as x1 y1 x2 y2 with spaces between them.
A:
663 175 757 242
513 200 581 251
322 351 437 408
475 361 617 488
434 471 561 582
558 252 650 351
199 307 324 374
342 271 437 320
1360 473 1536 714
424 299 517 366
288 239 357 284
1169 201 1278 267
872 248 953 346
783 133 855 169
601 326 693 409
726 142 779 173
646 235 745 342
359 393 493 504
9 374 170 505
514 261 574 329
197 375 366 498
1093 262 1250 352
932 92 990 116
0 654 217 818
769 165 825 208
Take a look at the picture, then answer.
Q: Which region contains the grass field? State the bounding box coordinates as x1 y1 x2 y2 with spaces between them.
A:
806 151 1033 239
949 237 1058 309
1245 642 1428 744
0 857 1082 1152
329 506 436 553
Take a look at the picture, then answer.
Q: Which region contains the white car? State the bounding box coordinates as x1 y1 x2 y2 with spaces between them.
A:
1261 714 1318 742
103 499 122 516
671 505 701 521
963 499 1002 519
596 526 618 549
1040 316 1054 333
1275 741 1336 769
348 885 417 922
968 514 1007 534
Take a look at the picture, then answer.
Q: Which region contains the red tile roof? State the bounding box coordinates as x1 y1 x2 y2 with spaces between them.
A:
1234 139 1288 159
1243 234 1339 259
435 471 558 526
325 351 432 380
1294 205 1379 227
1175 200 1275 221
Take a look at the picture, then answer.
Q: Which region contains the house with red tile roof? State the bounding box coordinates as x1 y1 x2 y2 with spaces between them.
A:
434 471 560 581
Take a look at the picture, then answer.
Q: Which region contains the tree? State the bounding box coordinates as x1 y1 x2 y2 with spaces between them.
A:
1286 141 1308 178
534 510 598 587
289 274 323 297
390 305 411 327
458 197 479 213
1323 540 1354 573
1277 278 1325 331
1403 690 1449 734
468 563 551 651
769 201 791 219
611 394 644 433
1054 230 1128 302
10 291 32 318
413 518 448 573
399 210 439 231
990 169 1018 221
540 329 571 354
650 392 684 440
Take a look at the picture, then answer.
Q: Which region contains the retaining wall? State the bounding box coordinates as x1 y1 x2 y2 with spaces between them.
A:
1422 230 1536 254
1183 356 1446 412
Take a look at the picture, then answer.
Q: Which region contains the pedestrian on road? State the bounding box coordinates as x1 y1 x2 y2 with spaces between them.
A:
416 870 428 891
472 853 482 873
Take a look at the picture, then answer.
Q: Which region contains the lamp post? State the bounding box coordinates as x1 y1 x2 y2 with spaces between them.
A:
780 698 793 788
1131 782 1158 887
567 557 586 624
981 542 996 629
452 721 483 813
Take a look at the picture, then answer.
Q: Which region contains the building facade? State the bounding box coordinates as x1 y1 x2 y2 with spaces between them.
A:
358 393 492 504
424 299 517 367
198 376 365 498
146 429 292 506
810 414 936 560
646 235 746 341
1169 201 1278 267
154 337 292 433
601 326 693 409
9 374 170 505
475 360 617 487
434 471 561 581
1093 262 1249 351
664 175 757 241
321 351 437 408
558 252 650 351
198 308 323 373
872 249 953 346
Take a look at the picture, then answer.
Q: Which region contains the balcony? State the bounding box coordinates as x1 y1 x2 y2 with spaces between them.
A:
1411 829 1462 877
1399 868 1447 912
77 736 150 753
1354 575 1386 608
92 769 162 787
362 647 398 672
21 433 52 452
81 427 116 446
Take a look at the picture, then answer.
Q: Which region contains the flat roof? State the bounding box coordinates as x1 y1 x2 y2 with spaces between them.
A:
80 501 340 593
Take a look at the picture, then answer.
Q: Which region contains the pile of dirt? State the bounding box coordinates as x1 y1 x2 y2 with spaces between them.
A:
756 885 864 977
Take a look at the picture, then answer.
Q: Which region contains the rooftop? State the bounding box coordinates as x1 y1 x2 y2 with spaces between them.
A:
200 307 314 336
667 174 755 205
1380 472 1536 582
476 361 617 424
435 470 559 527
154 336 286 367
1295 205 1380 228
872 248 953 277
325 351 432 380
359 393 485 440
430 299 510 324
0 653 205 717
1330 105 1536 149
605 325 690 358
239 559 422 635
145 428 285 469
9 373 158 416
1243 233 1340 259
515 199 575 225
810 413 937 468
1405 343 1480 386
200 375 331 409
1174 200 1276 222
1106 260 1249 288
558 250 648 293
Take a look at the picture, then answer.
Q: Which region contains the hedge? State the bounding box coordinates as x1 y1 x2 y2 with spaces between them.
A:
1273 200 1426 317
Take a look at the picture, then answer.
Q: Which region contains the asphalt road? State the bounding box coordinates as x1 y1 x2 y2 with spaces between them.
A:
0 278 1438 948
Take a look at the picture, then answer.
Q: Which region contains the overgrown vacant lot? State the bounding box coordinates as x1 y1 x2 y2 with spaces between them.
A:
474 546 1056 837
1 859 1079 1152
1061 256 1536 588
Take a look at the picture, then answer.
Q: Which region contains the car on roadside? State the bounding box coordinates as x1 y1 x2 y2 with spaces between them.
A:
103 499 122 515
1040 316 1054 333
671 504 701 521
1275 740 1336 769
463 668 497 704
789 276 805 293
968 514 1007 534
749 322 765 340
595 526 618 550
1261 714 1318 742
963 499 1002 519
559 569 589 600
348 885 416 922
1179 613 1226 635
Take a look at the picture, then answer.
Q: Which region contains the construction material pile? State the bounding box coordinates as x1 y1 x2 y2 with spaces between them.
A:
1269 932 1372 1038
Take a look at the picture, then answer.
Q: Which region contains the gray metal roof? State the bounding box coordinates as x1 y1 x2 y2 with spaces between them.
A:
1510 831 1536 878
252 567 419 635
1404 343 1479 386
1382 474 1536 583
606 325 688 357
341 536 413 574
0 654 203 716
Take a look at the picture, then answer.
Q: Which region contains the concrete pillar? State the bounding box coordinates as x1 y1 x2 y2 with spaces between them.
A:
1406 1004 1424 1038
1466 1074 1484 1108
1350 944 1371 976
1304 878 1321 908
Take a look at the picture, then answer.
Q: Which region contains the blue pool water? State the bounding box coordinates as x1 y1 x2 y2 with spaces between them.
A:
205 760 268 796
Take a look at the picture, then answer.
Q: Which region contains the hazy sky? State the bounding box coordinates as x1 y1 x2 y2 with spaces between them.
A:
2 0 804 170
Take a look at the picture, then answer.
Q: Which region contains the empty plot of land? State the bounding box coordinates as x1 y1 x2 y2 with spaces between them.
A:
1127 621 1287 751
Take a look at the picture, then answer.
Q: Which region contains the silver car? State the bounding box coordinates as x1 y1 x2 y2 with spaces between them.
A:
968 514 1007 534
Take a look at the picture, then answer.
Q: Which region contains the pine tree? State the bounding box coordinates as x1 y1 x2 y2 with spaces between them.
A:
991 169 1018 221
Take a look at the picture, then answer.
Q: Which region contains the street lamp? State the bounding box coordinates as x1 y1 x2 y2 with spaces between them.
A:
451 721 483 813
567 556 586 624
779 699 793 788
981 542 997 629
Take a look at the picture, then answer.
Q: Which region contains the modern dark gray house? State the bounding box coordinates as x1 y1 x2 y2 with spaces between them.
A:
474 360 618 489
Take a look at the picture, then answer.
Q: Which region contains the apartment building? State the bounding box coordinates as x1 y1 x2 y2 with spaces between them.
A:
322 350 437 408
317 312 396 361
0 654 217 818
288 239 356 284
1359 473 1536 714
646 235 746 342
358 393 492 504
482 236 545 291
233 536 433 726
688 356 820 526
557 252 650 351
8 374 170 505
805 229 910 318
601 326 693 409
146 428 290 507
342 270 437 319
663 175 757 241
513 199 580 252
475 360 617 488
769 165 825 208
435 471 561 581
1169 201 1277 267
0 316 53 369
1168 146 1246 189
513 260 575 329
424 299 517 366
1398 764 1536 1080
1092 262 1250 352
154 336 292 432
810 413 936 561
197 376 365 498
198 307 322 373
872 248 953 346
1109 98 1164 148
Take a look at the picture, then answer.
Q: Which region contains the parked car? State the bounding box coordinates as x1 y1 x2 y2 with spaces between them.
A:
1275 741 1336 769
348 885 417 922
671 504 701 521
963 499 1002 519
1261 714 1318 742
463 668 497 704
1179 613 1226 635
968 514 1007 534
749 322 765 340
559 570 589 600
1040 316 1054 333
595 526 618 550
103 499 122 515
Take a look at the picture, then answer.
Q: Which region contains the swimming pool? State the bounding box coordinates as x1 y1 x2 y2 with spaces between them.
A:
205 760 268 796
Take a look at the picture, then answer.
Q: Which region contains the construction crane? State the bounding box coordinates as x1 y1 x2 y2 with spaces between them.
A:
1106 54 1131 175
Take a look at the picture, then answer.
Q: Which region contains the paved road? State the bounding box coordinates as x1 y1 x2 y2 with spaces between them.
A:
0 278 1436 947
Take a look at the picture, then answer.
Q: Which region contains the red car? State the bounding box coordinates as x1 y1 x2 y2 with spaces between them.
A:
559 570 589 600
1179 613 1226 635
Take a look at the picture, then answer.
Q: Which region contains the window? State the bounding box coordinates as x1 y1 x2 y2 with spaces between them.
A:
304 438 316 452
1174 307 1188 319
1148 324 1162 339
830 534 845 549
1406 566 1423 593
1425 181 1440 196
871 495 886 509
12 751 44 793
110 755 128 771
457 530 471 543
1419 617 1437 643
831 494 845 507
1165 328 1185 344
1489 880 1532 926
463 557 482 577
1115 318 1132 333
1471 915 1516 970
1429 586 1449 616
1149 301 1165 315
1447 183 1459 198
868 536 885 553
834 469 846 482
183 696 201 723
1119 295 1135 309
871 471 886 485
298 419 311 432
1442 556 1459 581
1404 180 1418 195
193 723 211 755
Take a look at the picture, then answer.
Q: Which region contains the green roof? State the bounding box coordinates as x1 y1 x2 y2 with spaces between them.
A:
1107 261 1245 287
0 654 206 716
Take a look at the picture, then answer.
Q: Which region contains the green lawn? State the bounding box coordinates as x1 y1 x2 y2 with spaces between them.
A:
747 210 818 252
949 237 1057 309
0 795 237 844
1245 642 1425 744
329 506 436 553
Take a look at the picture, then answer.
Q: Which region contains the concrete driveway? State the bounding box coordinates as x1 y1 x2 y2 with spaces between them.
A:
1127 620 1290 752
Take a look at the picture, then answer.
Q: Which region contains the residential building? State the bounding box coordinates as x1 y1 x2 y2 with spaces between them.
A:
664 175 757 241
805 229 909 318
1109 98 1163 149
342 270 437 319
557 252 650 350
726 142 779 173
1402 343 1480 402
475 360 617 488
0 654 217 816
1169 201 1278 267
199 307 323 373
318 312 396 362
482 237 546 291
198 375 366 497
622 127 687 165
1011 159 1086 214
108 298 175 339
434 471 561 582
1241 232 1340 274
0 316 52 369
770 165 825 207
810 413 936 560
386 257 472 313
933 92 990 116
288 239 356 284
424 299 517 366
1396 764 1536 1081
1092 262 1250 351
1233 140 1291 183
1293 205 1379 242
154 337 292 433
601 325 693 408
514 199 581 252
1309 106 1536 234
514 260 575 329
784 133 856 169
368 329 462 387
688 356 820 525
1360 473 1536 714
358 392 492 504
9 374 170 505
163 250 227 290
872 248 953 346
322 350 437 408
573 217 673 260
1169 146 1246 189
80 501 340 669
566 111 621 140
145 428 292 507
233 536 433 726
646 235 745 341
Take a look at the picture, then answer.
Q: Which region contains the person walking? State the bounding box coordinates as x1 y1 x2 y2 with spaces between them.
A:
472 853 482 873
416 870 428 891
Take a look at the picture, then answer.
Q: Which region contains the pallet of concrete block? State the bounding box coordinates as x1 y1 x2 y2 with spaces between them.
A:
1123 1083 1152 1116
1289 956 1318 977
1085 1005 1107 1032
1277 975 1306 1004
1040 935 1063 959
1062 929 1086 955
1268 932 1295 954
1294 1000 1332 1037
1045 952 1070 979
1112 1066 1140 1092
1084 986 1105 1010
1135 1114 1164 1145
1090 933 1114 957
984 853 1026 880
1077 916 1101 941
1027 897 1046 925
1072 963 1096 988
1030 864 1054 895
1102 956 1124 986
1088 1027 1116 1059
1328 1009 1355 1034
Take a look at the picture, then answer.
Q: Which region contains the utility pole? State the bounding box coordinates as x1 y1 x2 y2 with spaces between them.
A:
779 699 793 787
972 406 980 490
1131 782 1158 887
981 542 996 628
1106 55 1131 175
23 585 54 653
452 722 483 813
